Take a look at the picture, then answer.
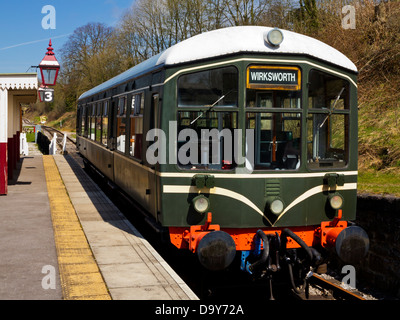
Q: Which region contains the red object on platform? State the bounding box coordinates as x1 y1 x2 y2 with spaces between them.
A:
0 143 7 195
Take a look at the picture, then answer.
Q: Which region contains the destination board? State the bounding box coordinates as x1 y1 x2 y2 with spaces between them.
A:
247 66 301 90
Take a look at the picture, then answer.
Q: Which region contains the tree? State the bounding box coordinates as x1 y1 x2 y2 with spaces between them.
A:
117 0 219 63
60 22 119 93
298 0 319 33
223 0 271 26
260 0 299 30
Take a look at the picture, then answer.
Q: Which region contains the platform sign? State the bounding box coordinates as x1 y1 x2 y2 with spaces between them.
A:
43 89 54 102
247 66 301 91
38 88 54 103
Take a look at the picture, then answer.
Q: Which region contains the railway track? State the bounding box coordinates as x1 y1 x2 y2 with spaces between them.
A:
293 273 372 300
40 125 77 154
23 119 76 154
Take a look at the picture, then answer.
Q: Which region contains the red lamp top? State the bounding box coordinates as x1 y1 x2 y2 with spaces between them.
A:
39 39 60 86
39 39 60 69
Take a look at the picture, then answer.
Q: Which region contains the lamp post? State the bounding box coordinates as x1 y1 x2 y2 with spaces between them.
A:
38 39 60 86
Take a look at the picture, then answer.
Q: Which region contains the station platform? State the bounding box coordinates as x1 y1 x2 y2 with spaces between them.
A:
0 146 198 300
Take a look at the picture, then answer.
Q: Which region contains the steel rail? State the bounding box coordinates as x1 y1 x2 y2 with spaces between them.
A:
309 273 366 301
41 125 76 154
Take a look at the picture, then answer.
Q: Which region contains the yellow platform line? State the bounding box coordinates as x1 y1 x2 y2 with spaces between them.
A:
43 155 111 300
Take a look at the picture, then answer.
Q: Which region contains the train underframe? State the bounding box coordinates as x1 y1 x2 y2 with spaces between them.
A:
169 211 369 299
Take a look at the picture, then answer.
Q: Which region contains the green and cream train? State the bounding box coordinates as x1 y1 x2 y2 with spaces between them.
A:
77 26 369 283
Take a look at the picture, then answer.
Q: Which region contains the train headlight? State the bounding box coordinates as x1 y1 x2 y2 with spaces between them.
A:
265 28 284 46
329 193 344 210
267 197 285 215
193 195 210 214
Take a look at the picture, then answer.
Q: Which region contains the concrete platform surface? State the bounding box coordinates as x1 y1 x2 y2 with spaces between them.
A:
0 156 62 300
53 154 197 300
0 150 197 300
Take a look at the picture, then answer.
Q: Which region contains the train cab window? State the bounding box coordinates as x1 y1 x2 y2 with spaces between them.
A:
177 66 238 171
246 90 302 170
129 93 144 159
177 111 238 170
102 101 109 146
307 70 350 169
178 66 238 108
117 97 127 152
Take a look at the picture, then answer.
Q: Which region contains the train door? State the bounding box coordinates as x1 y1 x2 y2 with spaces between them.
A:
148 93 160 220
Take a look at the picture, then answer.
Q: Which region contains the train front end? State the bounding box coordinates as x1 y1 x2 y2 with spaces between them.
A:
156 27 369 287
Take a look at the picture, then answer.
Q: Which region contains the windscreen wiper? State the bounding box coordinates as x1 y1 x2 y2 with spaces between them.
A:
190 90 234 125
319 87 345 128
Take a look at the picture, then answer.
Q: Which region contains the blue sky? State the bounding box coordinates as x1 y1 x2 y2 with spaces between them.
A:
0 0 134 73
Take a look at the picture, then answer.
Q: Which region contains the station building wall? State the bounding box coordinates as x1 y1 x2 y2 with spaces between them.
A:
0 74 38 195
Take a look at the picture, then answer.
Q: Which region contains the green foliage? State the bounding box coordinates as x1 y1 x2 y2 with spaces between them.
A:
299 0 319 32
358 171 400 197
26 132 35 143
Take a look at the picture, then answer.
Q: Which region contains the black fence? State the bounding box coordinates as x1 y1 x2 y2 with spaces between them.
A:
36 131 50 155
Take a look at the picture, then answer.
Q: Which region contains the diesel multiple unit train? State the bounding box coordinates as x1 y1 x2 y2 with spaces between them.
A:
76 26 369 293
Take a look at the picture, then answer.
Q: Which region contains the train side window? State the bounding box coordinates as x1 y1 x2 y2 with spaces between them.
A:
117 96 127 152
96 103 102 143
151 94 159 130
130 93 144 159
102 101 109 146
81 106 86 136
307 69 350 169
84 106 89 137
87 105 91 139
90 104 96 140
118 96 127 116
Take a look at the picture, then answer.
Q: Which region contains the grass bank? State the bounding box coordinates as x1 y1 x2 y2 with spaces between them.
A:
358 170 400 197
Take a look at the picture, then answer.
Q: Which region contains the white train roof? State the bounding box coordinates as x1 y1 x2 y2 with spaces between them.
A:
79 26 357 100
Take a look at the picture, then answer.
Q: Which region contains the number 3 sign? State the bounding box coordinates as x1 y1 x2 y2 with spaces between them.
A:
44 90 54 102
38 87 54 103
